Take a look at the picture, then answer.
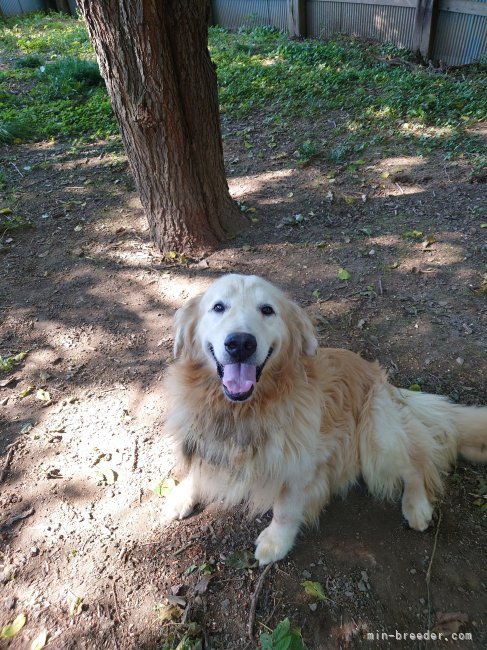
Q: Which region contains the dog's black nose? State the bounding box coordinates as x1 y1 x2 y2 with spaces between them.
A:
224 332 257 362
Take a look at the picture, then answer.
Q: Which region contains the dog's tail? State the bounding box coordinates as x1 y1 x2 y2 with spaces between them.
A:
399 389 487 463
454 404 487 462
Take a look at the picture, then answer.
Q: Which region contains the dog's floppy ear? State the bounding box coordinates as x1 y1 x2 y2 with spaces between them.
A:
173 294 202 358
287 301 318 357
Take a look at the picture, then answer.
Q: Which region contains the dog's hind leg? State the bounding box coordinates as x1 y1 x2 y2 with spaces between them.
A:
401 467 433 531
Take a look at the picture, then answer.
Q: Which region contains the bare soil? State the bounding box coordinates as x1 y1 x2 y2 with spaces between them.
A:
1 117 486 649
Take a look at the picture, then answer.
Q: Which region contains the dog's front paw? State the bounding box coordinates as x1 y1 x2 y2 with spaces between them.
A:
162 483 195 522
254 522 296 565
403 497 433 532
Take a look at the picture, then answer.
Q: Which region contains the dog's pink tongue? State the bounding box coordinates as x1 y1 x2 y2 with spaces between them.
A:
222 363 256 395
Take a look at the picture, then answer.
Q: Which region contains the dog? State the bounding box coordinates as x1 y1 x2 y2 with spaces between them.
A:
163 274 487 565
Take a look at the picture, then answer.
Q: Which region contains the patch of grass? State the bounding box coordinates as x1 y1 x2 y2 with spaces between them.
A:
0 212 33 233
0 115 35 143
0 12 92 57
209 27 487 160
0 12 485 158
15 54 43 68
42 57 104 100
0 13 116 141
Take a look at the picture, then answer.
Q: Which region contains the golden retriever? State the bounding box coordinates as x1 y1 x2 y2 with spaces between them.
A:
163 274 487 565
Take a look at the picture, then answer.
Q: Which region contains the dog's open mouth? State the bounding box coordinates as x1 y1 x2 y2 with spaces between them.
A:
209 346 273 402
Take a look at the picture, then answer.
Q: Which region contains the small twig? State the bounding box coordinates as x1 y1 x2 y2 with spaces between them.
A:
0 445 16 484
9 162 24 177
395 182 404 195
0 506 35 530
112 582 122 623
426 510 443 631
173 538 197 556
111 626 120 650
378 276 383 296
132 437 139 471
247 562 274 640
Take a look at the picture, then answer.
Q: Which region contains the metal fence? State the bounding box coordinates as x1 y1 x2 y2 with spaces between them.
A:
211 0 487 65
0 0 44 15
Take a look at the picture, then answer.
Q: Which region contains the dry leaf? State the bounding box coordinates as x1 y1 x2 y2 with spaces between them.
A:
31 630 48 650
434 612 468 635
1 613 27 639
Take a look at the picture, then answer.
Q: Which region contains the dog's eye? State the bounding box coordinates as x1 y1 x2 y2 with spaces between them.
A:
260 304 275 316
212 302 225 313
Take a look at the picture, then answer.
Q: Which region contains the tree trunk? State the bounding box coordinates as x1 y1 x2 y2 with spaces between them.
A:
77 0 247 256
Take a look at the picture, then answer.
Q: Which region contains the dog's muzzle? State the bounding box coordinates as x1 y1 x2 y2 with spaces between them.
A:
209 344 273 402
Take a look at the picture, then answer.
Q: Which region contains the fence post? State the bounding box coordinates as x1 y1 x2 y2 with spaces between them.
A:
413 0 439 61
287 0 306 38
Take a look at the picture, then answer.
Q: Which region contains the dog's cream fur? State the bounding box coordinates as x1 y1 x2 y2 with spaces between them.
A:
164 274 487 565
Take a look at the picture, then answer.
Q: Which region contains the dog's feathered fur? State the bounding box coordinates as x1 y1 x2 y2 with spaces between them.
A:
164 274 487 564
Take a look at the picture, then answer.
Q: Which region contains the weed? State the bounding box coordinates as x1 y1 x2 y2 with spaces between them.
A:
0 212 33 233
259 618 309 649
0 115 35 143
43 57 104 100
15 54 43 68
296 139 319 166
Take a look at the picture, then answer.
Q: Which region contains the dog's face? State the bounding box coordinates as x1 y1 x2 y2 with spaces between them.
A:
173 274 317 402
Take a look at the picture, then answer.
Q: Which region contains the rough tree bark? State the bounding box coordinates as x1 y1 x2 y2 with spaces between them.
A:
77 0 247 256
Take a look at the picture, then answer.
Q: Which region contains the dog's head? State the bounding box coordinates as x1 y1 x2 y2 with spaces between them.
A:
173 274 317 402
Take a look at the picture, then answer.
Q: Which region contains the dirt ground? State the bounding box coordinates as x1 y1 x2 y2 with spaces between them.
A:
1 115 486 649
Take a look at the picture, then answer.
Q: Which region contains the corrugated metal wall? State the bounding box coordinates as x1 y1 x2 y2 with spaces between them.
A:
212 0 288 30
307 0 416 49
211 0 487 65
433 0 487 65
0 0 44 15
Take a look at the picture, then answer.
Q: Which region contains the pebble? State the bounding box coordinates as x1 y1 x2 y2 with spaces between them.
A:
302 570 312 579
4 596 16 610
308 603 318 612
30 546 40 556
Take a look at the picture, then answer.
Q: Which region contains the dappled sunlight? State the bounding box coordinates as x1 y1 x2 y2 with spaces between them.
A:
228 167 295 200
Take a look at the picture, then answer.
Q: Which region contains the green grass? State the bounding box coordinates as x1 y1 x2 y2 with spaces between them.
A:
0 13 485 161
209 26 486 162
0 13 116 142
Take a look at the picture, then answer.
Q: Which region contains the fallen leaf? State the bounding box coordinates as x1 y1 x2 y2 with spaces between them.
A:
302 580 329 601
166 594 186 607
36 389 51 402
95 468 118 485
153 477 177 497
1 613 27 639
31 630 48 650
225 549 258 570
422 234 437 249
19 385 34 398
402 230 423 240
198 562 213 575
0 375 19 387
195 574 212 594
157 603 182 621
434 612 468 635
69 595 83 617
